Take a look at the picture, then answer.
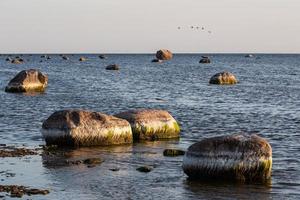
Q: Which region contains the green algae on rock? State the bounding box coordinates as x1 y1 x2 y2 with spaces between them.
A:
5 69 48 93
209 71 238 85
182 134 272 183
42 110 133 147
115 109 180 141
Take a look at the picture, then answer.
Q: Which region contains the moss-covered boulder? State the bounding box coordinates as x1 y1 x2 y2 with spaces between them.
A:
182 134 272 182
209 71 238 85
115 109 180 141
5 69 48 93
42 110 133 147
156 49 173 60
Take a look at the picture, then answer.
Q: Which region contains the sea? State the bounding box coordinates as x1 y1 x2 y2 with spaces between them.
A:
0 54 299 199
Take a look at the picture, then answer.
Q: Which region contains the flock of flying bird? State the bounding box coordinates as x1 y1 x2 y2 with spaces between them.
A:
177 26 212 34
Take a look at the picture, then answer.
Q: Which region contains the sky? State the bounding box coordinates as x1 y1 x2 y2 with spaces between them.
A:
0 0 299 53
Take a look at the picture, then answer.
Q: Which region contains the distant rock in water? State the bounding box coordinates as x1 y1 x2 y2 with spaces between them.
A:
11 59 23 64
62 55 69 60
209 71 238 85
79 57 87 61
106 64 120 70
245 54 254 58
115 109 180 141
151 59 162 63
42 110 133 147
5 57 12 62
182 134 272 182
156 49 173 60
136 166 153 173
199 56 211 64
99 55 107 59
5 69 48 93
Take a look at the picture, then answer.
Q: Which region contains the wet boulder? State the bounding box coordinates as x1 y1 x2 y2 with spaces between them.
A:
182 134 272 182
245 54 254 58
5 69 48 93
42 110 133 147
156 49 173 60
115 109 180 141
106 64 119 70
209 71 238 85
199 56 211 64
5 57 12 62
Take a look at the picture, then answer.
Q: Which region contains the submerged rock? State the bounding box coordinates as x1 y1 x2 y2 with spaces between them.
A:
136 166 153 173
115 109 180 141
106 64 119 70
42 110 133 147
209 71 238 85
163 149 185 157
199 56 211 64
5 69 48 93
182 134 272 182
156 49 173 60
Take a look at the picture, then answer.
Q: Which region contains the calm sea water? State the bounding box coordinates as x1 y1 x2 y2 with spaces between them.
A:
0 54 299 199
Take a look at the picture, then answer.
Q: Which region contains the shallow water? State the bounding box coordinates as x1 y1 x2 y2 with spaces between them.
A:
0 54 299 199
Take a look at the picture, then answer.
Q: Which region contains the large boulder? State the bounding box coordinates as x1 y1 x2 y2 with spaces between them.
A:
182 134 272 182
115 109 180 140
209 71 238 85
156 49 173 60
5 69 48 93
42 110 133 147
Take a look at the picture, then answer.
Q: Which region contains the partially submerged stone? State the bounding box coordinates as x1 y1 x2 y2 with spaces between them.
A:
156 49 173 60
209 71 238 85
5 69 48 93
42 110 133 147
79 57 87 61
99 55 107 59
182 134 272 182
151 59 162 63
115 109 180 140
11 59 23 64
199 56 211 64
106 64 119 70
136 166 152 173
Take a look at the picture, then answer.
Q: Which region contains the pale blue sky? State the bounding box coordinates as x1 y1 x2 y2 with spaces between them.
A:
0 0 299 53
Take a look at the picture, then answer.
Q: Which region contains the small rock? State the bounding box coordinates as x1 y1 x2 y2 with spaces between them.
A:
163 149 185 157
79 57 87 61
109 168 120 172
99 55 107 59
106 64 119 70
83 158 103 165
151 59 162 63
136 166 153 173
